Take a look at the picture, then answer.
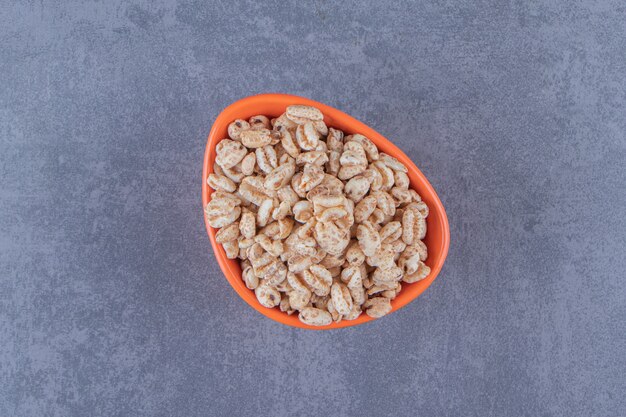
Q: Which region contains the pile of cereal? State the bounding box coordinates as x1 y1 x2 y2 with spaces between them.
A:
205 105 430 325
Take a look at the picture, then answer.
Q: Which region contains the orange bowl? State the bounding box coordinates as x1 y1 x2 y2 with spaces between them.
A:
203 94 450 329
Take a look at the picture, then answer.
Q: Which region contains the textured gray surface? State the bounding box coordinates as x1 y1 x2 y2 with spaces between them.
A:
1 1 625 416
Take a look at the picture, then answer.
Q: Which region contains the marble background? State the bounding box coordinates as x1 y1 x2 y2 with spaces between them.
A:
1 1 625 416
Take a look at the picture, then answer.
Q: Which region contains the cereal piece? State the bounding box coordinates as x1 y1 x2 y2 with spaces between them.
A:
256 199 275 227
287 271 309 292
279 297 293 314
287 255 313 273
277 185 299 206
340 141 368 166
274 278 293 293
242 264 259 289
343 304 363 320
314 221 350 256
415 240 428 261
366 246 396 270
286 105 324 121
403 261 431 283
263 261 287 286
221 166 245 184
391 187 412 206
338 164 367 181
215 222 240 243
238 176 271 206
372 266 403 285
240 128 273 148
207 173 237 193
356 221 381 257
326 128 344 151
368 208 386 225
298 307 332 326
373 161 395 190
255 234 283 257
280 129 300 158
255 258 287 284
264 159 296 191
344 175 371 203
320 253 345 269
401 209 415 245
215 139 247 169
273 113 298 131
373 190 396 217
398 244 421 275
222 240 239 259
414 209 427 240
393 171 410 189
205 198 241 228
290 172 307 198
260 221 280 239
289 289 311 310
255 284 281 308
295 122 320 150
331 282 353 315
364 297 392 318
249 115 271 129
285 233 317 257
272 200 291 220
347 134 379 162
302 265 332 296
296 151 328 166
292 200 314 223
379 153 408 172
313 120 328 136
240 152 256 176
413 201 430 218
386 238 406 254
354 195 378 223
345 242 365 266
327 150 341 176
379 221 401 242
277 217 294 239
408 189 422 203
228 119 250 140
299 164 325 191
256 146 278 174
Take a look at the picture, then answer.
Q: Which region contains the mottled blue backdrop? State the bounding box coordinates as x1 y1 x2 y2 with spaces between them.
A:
1 1 625 416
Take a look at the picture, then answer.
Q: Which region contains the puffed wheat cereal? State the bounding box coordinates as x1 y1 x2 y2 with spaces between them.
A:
206 104 431 325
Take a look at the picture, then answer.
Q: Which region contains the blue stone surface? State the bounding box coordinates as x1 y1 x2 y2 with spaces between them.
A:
1 1 625 416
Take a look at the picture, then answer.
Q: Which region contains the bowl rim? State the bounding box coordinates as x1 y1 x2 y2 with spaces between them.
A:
202 93 450 329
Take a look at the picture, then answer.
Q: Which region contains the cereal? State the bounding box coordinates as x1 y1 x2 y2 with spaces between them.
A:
298 307 332 326
364 297 392 318
302 266 332 296
330 282 353 315
228 119 251 140
206 105 431 325
296 122 320 150
240 153 256 176
215 139 247 169
240 129 273 148
344 175 371 203
356 221 381 257
403 261 431 284
347 134 379 162
215 222 240 243
249 115 271 129
242 263 259 289
207 174 236 193
286 104 324 121
255 284 281 308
